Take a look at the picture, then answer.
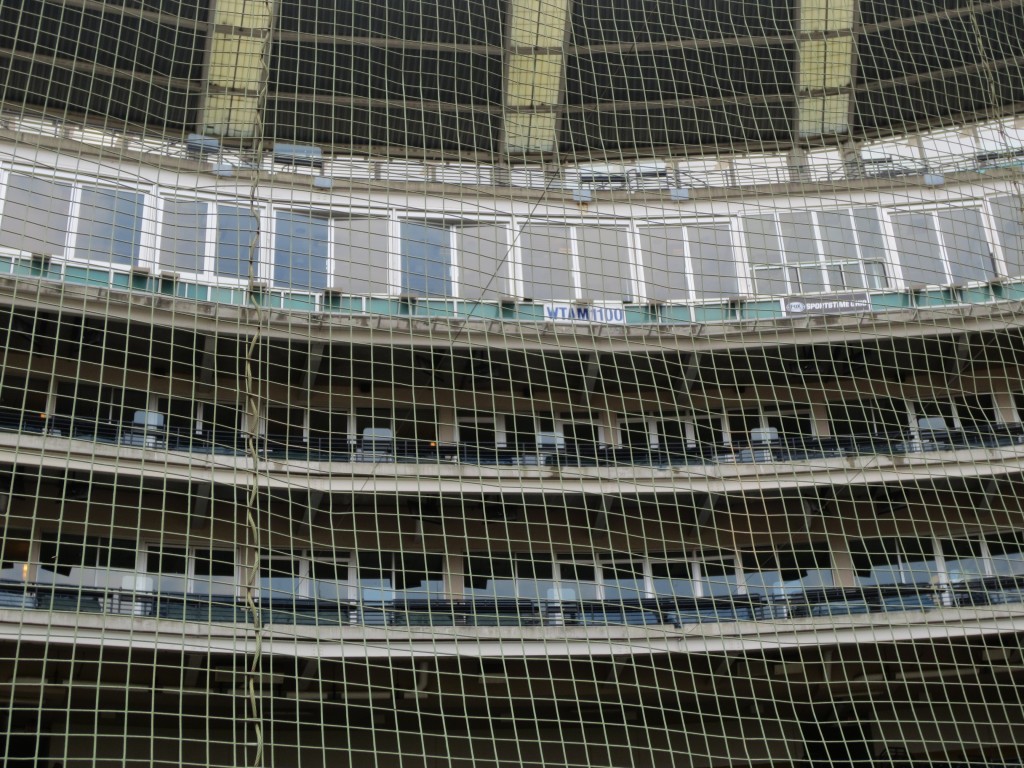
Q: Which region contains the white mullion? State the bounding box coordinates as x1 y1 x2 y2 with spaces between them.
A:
682 225 697 302
877 208 909 288
930 211 957 285
628 220 646 303
325 213 337 292
569 224 583 300
980 198 1010 279
388 214 402 296
690 554 703 598
510 217 525 300
65 183 85 264
642 559 655 598
448 224 459 300
731 217 755 297
809 211 829 292
137 187 159 272
204 202 218 280
257 205 272 285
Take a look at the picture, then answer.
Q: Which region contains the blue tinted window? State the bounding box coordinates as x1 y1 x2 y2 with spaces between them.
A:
216 206 259 280
74 187 145 265
274 211 329 291
401 222 451 297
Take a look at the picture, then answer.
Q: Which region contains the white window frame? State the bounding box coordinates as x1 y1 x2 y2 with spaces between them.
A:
269 208 334 295
63 182 153 270
744 209 889 297
143 543 238 596
884 204 996 288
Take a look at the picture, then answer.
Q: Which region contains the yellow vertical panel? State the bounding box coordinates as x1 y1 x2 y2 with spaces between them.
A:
212 0 272 29
201 93 262 137
506 55 564 106
509 0 571 47
504 113 558 152
798 38 855 91
207 34 267 90
797 94 850 135
799 0 856 32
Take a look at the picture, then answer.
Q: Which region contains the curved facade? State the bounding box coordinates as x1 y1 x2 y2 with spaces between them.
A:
0 1 1023 767
2 0 1024 158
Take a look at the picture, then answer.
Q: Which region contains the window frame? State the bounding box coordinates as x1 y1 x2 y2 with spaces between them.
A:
743 208 890 297
886 204 997 288
516 220 636 303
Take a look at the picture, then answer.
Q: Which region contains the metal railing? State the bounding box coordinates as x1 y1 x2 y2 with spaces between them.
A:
3 576 1022 629
2 411 1022 467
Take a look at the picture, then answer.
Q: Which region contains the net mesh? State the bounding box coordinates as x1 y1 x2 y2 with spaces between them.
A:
0 0 1021 766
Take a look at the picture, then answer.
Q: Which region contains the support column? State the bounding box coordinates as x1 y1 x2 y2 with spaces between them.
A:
994 391 1019 424
811 403 831 437
444 553 465 599
829 533 858 588
200 0 274 139
436 407 457 448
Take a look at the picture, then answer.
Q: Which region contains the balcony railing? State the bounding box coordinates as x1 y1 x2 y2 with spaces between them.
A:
2 410 1023 468
2 577 1022 629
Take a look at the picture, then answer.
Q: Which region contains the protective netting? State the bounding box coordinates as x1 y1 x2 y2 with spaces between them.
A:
0 0 1022 766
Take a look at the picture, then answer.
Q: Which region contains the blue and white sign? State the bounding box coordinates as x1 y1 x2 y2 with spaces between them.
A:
782 292 871 316
543 303 627 324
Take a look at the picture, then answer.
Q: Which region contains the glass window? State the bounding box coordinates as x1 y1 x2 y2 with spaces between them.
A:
991 195 1024 277
74 187 145 265
689 225 738 299
216 205 259 281
274 211 329 291
699 558 740 596
357 552 445 600
335 218 390 294
744 216 787 295
401 222 451 297
577 226 632 301
853 538 910 585
457 225 509 300
514 554 554 599
147 546 189 594
742 545 833 597
465 556 517 597
192 548 235 595
937 208 995 283
639 225 689 302
651 560 695 598
892 212 947 286
357 552 393 600
310 554 351 600
0 175 73 257
521 225 573 301
394 553 445 598
260 554 303 599
988 531 1024 576
37 534 137 589
780 211 826 292
895 538 939 584
942 539 988 582
828 397 907 436
559 562 598 600
0 529 30 582
601 561 645 600
160 200 207 273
